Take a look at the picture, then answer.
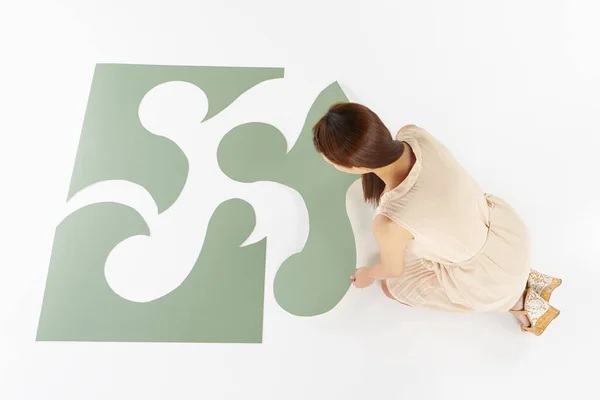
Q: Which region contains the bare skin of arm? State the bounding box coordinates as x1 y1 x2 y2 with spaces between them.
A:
351 214 413 288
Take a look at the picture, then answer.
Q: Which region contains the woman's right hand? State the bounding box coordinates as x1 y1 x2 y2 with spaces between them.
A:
351 267 375 288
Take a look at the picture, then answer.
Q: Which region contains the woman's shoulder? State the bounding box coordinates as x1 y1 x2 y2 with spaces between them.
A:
396 124 432 140
396 124 419 139
373 213 414 242
397 125 440 152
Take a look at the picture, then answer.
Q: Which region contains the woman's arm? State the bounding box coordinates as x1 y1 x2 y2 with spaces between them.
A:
369 214 413 278
352 214 413 287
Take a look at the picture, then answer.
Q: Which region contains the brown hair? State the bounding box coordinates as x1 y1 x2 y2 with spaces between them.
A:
312 102 404 205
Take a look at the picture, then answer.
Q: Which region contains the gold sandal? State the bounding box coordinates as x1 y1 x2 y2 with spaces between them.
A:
510 289 560 336
528 270 562 302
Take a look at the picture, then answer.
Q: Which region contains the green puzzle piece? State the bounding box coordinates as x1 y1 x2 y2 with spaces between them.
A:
68 64 284 213
218 82 357 316
38 65 355 343
37 199 266 343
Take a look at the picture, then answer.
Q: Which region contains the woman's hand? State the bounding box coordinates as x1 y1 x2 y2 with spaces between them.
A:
351 267 375 288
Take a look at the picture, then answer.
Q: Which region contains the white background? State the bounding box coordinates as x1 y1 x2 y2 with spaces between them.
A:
1 1 599 399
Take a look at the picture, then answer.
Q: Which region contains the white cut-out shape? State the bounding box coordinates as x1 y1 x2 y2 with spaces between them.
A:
238 181 309 259
102 78 316 303
61 180 162 302
345 179 379 268
138 81 209 143
97 81 216 302
62 180 159 228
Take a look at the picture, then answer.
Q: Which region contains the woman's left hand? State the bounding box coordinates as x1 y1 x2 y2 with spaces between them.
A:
351 267 375 288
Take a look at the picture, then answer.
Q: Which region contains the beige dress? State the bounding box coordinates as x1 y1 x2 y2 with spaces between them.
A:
378 125 530 312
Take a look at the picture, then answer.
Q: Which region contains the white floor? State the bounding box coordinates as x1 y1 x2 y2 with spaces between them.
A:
1 1 599 399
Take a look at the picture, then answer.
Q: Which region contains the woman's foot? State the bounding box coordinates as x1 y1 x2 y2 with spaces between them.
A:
511 288 561 335
528 270 562 301
510 291 531 328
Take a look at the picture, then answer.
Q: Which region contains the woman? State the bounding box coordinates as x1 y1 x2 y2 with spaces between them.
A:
312 102 562 335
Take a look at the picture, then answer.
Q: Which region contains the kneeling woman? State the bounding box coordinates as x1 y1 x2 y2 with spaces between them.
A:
312 103 561 335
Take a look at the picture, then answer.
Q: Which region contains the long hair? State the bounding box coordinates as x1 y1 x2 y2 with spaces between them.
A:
312 102 404 205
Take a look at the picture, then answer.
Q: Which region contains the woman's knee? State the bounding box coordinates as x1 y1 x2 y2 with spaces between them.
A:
381 280 395 300
381 280 413 306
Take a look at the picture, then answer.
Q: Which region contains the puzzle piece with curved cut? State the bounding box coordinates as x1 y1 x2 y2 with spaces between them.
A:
218 82 356 316
37 198 266 343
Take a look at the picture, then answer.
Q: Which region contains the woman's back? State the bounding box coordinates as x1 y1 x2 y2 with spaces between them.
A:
377 125 491 265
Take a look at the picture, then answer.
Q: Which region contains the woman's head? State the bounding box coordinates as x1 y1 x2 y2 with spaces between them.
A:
312 102 404 204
